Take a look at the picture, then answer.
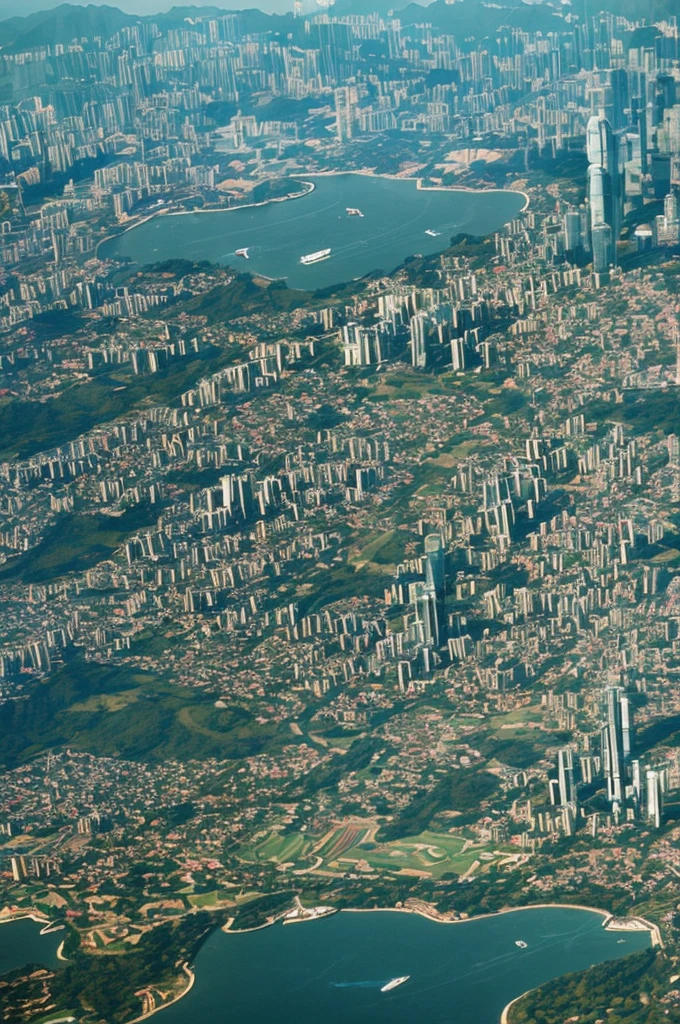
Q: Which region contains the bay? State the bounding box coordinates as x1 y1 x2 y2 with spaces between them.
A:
159 907 651 1024
0 917 62 976
100 173 526 290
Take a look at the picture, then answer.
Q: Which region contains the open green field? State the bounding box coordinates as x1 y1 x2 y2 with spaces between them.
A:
68 688 142 714
34 1011 79 1024
356 530 408 567
489 707 544 733
242 832 311 865
187 891 222 909
373 367 446 399
335 830 482 878
237 823 499 880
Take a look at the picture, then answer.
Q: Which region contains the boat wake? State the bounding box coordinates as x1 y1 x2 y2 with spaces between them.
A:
330 980 386 989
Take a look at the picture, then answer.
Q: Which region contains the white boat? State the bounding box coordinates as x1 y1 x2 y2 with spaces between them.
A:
235 248 249 259
346 207 364 217
300 248 331 265
515 940 528 948
425 229 441 237
381 976 410 993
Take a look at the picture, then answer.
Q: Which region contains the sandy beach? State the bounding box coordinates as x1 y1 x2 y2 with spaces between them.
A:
305 168 531 213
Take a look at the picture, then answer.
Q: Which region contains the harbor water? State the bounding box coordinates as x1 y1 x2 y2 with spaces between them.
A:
158 906 651 1024
100 173 526 290
0 917 62 977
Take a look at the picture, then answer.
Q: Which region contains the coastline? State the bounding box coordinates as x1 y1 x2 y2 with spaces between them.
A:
0 911 51 927
303 168 531 214
126 962 195 1024
96 168 528 262
501 989 530 1024
497 908 662 1024
0 900 658 1024
166 179 315 217
96 180 316 258
341 900 660 943
117 900 657 1024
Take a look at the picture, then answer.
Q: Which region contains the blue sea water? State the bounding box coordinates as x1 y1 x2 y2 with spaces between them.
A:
100 173 525 290
157 907 651 1024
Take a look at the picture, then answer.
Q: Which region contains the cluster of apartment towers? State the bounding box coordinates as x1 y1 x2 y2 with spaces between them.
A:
550 685 666 834
403 531 666 834
575 71 679 273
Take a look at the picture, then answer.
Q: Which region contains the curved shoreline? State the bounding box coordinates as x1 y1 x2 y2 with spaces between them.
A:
304 168 531 214
167 180 315 217
497 907 662 1024
501 988 530 1024
96 169 528 263
95 180 316 258
0 912 51 927
127 900 655 1024
0 901 652 1024
127 962 195 1024
340 901 660 944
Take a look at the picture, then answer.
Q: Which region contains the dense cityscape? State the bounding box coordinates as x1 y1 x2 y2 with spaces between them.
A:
2 0 680 1021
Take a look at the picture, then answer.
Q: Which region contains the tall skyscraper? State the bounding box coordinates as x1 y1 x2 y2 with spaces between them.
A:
601 685 632 806
591 222 613 273
411 581 439 647
564 207 583 253
424 533 446 643
557 747 576 807
586 114 623 269
334 87 353 144
646 769 664 828
609 68 630 132
632 89 649 174
410 314 428 368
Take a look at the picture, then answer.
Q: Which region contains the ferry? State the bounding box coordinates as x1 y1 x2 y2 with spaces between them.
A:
300 248 331 265
425 229 441 237
346 207 364 217
381 976 410 993
235 248 249 259
515 940 528 949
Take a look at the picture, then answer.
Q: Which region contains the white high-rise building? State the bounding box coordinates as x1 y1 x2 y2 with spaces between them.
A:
334 87 354 143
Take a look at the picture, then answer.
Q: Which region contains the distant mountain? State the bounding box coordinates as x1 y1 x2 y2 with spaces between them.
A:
0 4 134 50
392 0 563 35
0 0 676 54
0 2 297 49
571 0 678 19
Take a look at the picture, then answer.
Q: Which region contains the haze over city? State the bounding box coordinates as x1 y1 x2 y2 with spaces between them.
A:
0 0 679 1022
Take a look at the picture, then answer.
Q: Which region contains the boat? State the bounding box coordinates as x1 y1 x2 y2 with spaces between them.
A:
235 248 249 259
425 229 441 237
381 976 410 993
346 207 364 217
300 248 331 265
515 940 528 948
